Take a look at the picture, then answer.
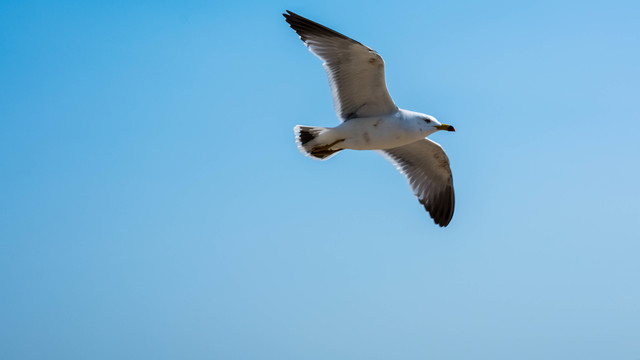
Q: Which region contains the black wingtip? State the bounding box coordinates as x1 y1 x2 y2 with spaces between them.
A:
420 186 454 227
283 10 298 20
282 10 353 43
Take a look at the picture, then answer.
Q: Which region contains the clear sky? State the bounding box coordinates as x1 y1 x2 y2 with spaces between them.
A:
1 0 639 359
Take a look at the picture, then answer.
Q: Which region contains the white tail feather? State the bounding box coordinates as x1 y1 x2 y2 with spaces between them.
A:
294 125 343 160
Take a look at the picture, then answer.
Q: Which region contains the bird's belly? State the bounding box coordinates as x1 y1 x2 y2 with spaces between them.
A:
335 118 425 150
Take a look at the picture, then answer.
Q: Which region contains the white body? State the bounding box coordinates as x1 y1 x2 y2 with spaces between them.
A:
317 109 440 151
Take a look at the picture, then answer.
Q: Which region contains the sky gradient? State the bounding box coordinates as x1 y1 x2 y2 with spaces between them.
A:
1 0 639 359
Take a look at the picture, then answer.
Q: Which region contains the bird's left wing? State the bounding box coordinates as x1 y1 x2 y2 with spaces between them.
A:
284 10 398 121
378 139 455 227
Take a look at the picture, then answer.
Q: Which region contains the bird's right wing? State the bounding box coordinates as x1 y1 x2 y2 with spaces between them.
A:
284 10 398 121
378 139 455 227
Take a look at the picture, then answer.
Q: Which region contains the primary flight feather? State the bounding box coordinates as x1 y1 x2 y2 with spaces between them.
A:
284 10 456 227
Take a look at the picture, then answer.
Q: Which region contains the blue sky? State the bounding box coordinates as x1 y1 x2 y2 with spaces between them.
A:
1 0 639 359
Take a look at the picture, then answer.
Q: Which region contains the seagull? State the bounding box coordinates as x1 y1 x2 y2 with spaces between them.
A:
284 10 456 227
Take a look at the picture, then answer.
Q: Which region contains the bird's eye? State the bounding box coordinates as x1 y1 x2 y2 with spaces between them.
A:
424 118 431 123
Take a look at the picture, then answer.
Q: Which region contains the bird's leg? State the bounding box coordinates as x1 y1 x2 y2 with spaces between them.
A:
310 139 345 158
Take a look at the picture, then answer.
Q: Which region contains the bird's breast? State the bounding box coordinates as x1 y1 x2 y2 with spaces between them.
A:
335 117 427 150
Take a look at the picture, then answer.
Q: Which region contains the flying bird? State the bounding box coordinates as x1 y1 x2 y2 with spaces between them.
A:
284 10 456 227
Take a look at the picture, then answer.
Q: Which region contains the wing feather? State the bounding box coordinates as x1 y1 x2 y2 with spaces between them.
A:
284 10 398 121
378 139 455 227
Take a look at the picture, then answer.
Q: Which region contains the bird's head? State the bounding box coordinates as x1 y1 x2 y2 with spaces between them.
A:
422 115 455 132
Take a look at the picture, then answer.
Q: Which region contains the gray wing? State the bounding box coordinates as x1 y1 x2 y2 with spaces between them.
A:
378 139 455 227
284 10 398 121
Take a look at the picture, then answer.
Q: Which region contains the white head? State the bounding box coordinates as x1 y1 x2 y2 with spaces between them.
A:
418 113 456 133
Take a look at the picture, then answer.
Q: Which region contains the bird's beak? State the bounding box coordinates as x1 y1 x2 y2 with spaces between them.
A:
436 124 456 132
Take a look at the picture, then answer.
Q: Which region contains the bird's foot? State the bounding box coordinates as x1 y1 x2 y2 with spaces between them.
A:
310 139 345 159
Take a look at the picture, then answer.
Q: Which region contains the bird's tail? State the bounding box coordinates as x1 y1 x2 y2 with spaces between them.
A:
294 125 344 160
